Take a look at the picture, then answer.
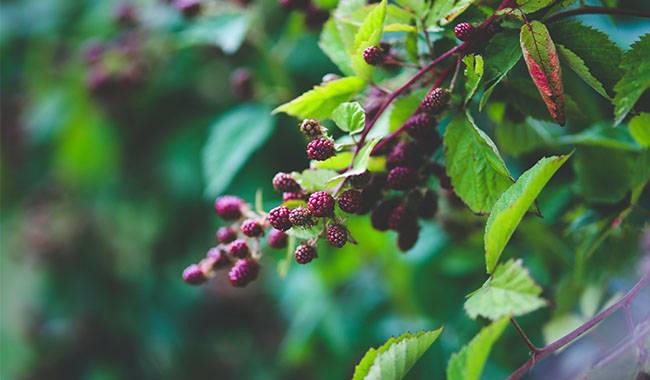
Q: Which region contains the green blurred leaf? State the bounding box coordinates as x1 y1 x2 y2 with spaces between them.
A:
614 33 650 125
463 54 484 104
388 89 426 132
629 113 650 147
180 12 250 54
350 0 387 80
331 102 365 134
516 0 552 13
495 121 551 157
293 168 340 191
331 137 381 180
557 44 609 99
480 31 522 110
572 147 636 203
447 318 509 380
320 19 356 76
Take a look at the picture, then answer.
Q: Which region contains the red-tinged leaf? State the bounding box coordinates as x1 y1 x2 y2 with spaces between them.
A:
520 21 566 125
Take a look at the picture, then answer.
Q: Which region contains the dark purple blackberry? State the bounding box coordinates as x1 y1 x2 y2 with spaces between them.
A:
267 229 288 249
387 204 416 231
397 225 420 252
432 163 453 190
349 170 372 188
268 206 292 231
308 191 335 217
289 207 315 227
371 198 400 231
207 247 231 269
363 46 385 65
326 224 348 248
273 172 301 193
216 227 237 244
419 190 438 219
357 188 380 215
183 264 207 285
174 0 202 18
338 189 362 214
387 166 417 190
231 68 253 101
404 113 435 139
283 192 305 202
295 244 317 264
413 129 441 155
241 219 264 237
214 195 244 220
228 259 259 287
421 88 450 114
386 141 419 168
307 138 335 161
300 119 324 139
228 239 250 258
454 22 475 41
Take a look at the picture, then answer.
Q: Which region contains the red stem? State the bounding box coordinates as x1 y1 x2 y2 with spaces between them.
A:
546 6 650 23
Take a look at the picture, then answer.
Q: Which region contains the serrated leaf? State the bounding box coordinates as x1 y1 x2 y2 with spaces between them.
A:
485 154 570 273
332 102 366 134
614 33 650 125
274 77 366 119
350 0 387 80
331 137 381 181
352 328 443 380
293 168 340 192
480 31 522 110
203 104 274 198
465 259 546 320
629 113 650 147
320 19 356 76
520 21 566 125
446 318 509 380
464 55 484 103
444 113 514 214
516 0 553 13
557 44 609 99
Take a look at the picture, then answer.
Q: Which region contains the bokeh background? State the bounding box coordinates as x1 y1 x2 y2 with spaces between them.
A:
1 0 649 379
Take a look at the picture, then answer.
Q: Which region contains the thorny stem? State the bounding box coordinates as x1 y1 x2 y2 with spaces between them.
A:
545 6 650 23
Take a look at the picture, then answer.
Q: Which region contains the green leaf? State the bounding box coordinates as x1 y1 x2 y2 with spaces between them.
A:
516 0 553 13
331 137 381 180
350 0 387 80
384 23 417 33
465 259 546 320
203 104 274 198
388 89 427 132
520 21 566 125
179 12 250 54
556 44 609 99
464 55 484 104
572 147 636 204
320 19 355 76
444 113 514 214
485 154 570 273
480 31 522 110
352 328 443 380
629 113 650 147
292 168 340 192
274 77 366 119
446 318 509 380
331 102 365 134
495 121 551 157
614 33 650 125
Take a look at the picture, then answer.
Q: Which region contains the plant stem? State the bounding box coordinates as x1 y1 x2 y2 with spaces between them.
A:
510 317 541 353
546 6 650 23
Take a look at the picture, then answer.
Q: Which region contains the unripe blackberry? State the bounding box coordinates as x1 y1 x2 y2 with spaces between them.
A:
308 191 335 217
405 113 435 139
387 204 416 231
241 219 264 237
228 239 250 258
349 170 372 188
207 247 231 269
421 88 450 114
419 190 438 219
267 229 288 249
216 227 237 244
363 46 385 65
228 258 259 287
397 225 420 251
289 207 315 227
387 166 418 190
326 224 348 248
283 192 305 202
307 138 335 161
273 172 301 193
174 0 202 18
295 244 317 264
454 22 475 41
338 189 362 214
387 141 419 168
371 198 400 231
215 195 244 220
300 119 324 139
268 206 292 231
183 264 207 285
305 4 329 29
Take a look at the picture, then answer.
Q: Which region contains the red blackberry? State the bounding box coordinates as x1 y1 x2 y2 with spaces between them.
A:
295 244 317 264
174 0 202 18
183 264 207 285
421 88 450 114
307 138 335 161
267 229 288 249
419 190 438 219
371 198 400 231
326 224 348 248
338 189 362 214
228 258 259 287
216 226 237 244
241 219 264 237
228 239 250 258
214 195 244 220
268 206 292 231
283 192 305 202
273 172 301 193
405 113 435 139
300 119 324 139
387 166 418 190
387 204 416 231
289 207 315 227
363 46 385 65
349 170 372 188
387 141 419 168
207 247 231 269
308 191 335 217
454 22 475 41
397 225 420 252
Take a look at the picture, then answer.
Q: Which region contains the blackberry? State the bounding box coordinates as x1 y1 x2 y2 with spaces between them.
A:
338 189 362 214
363 46 385 66
397 225 420 252
268 206 292 231
207 247 231 269
432 163 453 190
273 172 301 193
387 141 419 168
349 170 371 188
307 138 335 161
241 219 264 237
413 129 441 155
308 191 335 217
267 229 288 249
228 258 259 287
216 227 237 244
421 88 450 114
454 22 475 41
289 207 315 227
229 239 250 258
215 195 244 220
357 188 380 215
300 119 325 139
387 204 416 231
387 166 417 190
326 224 348 248
295 244 317 264
419 190 438 219
283 192 305 202
174 0 202 18
183 264 207 285
405 113 435 139
371 198 400 231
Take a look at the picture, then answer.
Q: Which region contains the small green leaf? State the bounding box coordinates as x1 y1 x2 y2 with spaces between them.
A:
629 113 650 147
320 19 355 76
465 259 546 320
480 31 522 110
485 154 570 273
331 137 381 180
331 102 366 134
314 151 354 170
352 328 443 380
274 77 366 119
286 222 322 240
446 318 509 380
464 55 484 104
293 168 340 192
614 33 650 125
350 0 387 80
495 121 551 157
179 12 250 54
384 23 417 33
516 0 553 13
557 44 609 99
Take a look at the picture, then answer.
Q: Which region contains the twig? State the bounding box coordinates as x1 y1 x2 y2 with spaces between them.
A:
546 6 650 23
510 317 541 353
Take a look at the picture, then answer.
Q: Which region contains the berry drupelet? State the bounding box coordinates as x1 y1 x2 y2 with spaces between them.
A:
283 192 305 202
421 88 450 114
268 206 292 231
363 46 385 65
387 141 419 168
289 207 315 227
207 247 231 269
308 191 335 217
215 195 244 220
326 224 348 248
295 244 317 264
454 22 475 41
338 189 362 214
216 226 237 244
307 138 336 161
273 172 301 193
241 219 264 237
229 239 250 258
404 113 435 139
228 259 259 287
371 198 400 231
300 119 325 139
387 166 418 190
183 264 207 285
267 229 288 249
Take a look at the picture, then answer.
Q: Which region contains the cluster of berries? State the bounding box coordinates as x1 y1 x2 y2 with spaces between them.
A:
278 0 329 29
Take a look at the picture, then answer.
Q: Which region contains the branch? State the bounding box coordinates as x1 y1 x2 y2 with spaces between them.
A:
546 6 650 23
510 317 541 354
